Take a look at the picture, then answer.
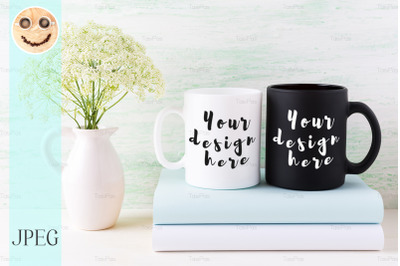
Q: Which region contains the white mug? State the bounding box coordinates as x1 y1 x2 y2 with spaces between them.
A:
154 88 262 189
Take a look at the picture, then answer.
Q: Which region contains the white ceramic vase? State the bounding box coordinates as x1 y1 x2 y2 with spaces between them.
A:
44 127 124 230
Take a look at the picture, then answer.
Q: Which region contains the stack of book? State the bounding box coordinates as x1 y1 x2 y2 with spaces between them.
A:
152 169 384 251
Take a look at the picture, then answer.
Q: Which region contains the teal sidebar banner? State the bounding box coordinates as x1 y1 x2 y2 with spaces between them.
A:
9 1 61 265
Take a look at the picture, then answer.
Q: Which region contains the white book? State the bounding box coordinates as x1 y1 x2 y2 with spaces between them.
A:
153 224 384 251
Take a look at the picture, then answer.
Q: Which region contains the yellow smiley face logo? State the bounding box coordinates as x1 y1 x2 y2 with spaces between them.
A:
12 7 59 54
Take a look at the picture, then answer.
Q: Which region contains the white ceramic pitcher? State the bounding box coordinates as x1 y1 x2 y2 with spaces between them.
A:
43 127 124 230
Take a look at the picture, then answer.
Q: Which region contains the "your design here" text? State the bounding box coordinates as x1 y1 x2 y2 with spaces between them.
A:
272 109 340 169
189 111 256 169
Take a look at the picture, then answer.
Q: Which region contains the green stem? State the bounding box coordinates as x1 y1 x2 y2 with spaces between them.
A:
86 93 90 127
75 80 89 117
95 91 128 125
64 87 84 109
68 79 129 130
96 78 102 106
107 91 128 111
49 98 81 128
61 91 84 109
91 81 96 129
66 112 82 129
75 80 94 129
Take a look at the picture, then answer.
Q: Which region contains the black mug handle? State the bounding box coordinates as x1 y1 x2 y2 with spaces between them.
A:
346 102 381 174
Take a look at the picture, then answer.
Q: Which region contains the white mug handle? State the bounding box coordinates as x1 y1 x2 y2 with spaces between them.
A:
153 107 185 169
42 127 75 172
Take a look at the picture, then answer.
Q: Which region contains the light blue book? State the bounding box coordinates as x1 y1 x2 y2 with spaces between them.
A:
153 169 384 224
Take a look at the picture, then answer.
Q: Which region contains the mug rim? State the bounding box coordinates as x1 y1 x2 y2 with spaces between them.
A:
185 87 261 96
267 83 347 93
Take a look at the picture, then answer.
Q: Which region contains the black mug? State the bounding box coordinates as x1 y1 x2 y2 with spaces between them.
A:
266 84 381 190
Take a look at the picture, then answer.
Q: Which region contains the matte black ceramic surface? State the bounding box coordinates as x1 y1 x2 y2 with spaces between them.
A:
266 84 381 190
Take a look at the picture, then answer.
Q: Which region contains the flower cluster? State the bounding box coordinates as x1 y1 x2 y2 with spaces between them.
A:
20 21 165 129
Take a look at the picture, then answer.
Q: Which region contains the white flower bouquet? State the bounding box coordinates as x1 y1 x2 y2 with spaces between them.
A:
62 22 165 129
19 21 165 129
